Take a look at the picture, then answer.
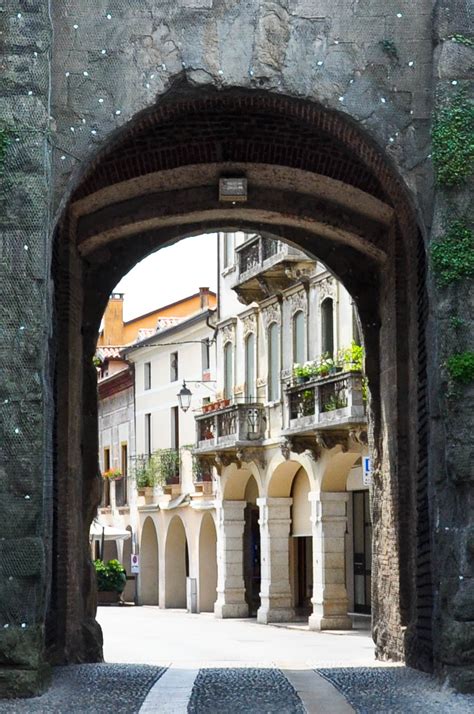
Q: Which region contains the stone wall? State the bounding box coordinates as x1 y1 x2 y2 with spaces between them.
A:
429 1 474 694
0 0 53 697
0 0 472 698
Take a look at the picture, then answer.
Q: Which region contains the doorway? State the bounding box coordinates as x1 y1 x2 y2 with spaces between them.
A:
352 491 372 615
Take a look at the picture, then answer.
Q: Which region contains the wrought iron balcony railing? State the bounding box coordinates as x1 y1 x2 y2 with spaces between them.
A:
232 234 314 304
195 402 266 452
284 371 366 434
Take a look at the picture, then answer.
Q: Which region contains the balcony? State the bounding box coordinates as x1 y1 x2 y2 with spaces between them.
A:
194 402 266 454
233 234 314 304
283 371 366 435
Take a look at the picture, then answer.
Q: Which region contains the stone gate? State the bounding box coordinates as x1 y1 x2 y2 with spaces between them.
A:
0 0 473 697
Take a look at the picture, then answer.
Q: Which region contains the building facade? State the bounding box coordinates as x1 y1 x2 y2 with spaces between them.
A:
96 288 218 611
193 232 370 627
121 232 370 629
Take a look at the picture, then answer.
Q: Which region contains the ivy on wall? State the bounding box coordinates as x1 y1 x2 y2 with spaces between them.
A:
432 91 474 187
448 34 474 48
446 352 474 385
0 122 12 176
431 220 474 285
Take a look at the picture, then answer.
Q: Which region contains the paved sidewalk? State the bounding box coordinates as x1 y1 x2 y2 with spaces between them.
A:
0 608 472 712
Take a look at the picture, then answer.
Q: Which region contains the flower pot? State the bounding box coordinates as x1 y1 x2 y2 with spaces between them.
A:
97 590 121 605
221 398 230 408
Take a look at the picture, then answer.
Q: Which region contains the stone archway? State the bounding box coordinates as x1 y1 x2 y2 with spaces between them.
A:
49 86 430 676
198 513 217 613
164 516 188 609
139 518 159 606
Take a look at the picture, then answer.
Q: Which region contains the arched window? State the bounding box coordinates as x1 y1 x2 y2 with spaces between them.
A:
321 298 334 356
245 333 256 402
268 322 280 402
293 310 305 365
223 342 233 400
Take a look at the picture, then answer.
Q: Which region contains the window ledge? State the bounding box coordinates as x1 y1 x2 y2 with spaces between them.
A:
221 265 236 276
117 506 130 514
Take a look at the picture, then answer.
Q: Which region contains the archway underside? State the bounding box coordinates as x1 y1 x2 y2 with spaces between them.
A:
51 89 430 676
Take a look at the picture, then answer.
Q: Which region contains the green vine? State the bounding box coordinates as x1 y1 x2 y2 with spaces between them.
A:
379 39 399 62
448 34 474 48
0 122 13 176
432 91 474 186
431 220 474 285
445 351 474 385
449 316 465 329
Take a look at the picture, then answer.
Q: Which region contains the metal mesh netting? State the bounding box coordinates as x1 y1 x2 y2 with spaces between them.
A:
0 0 448 666
0 0 53 633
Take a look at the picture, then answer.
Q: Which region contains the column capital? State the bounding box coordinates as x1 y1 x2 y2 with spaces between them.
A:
256 497 293 507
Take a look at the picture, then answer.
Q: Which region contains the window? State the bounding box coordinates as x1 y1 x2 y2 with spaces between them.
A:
145 413 151 457
268 322 280 402
144 362 151 390
202 338 210 372
352 306 361 346
293 310 305 365
223 232 235 269
101 448 110 507
171 406 179 449
116 443 128 507
245 333 256 402
170 351 178 382
223 342 233 400
321 298 334 357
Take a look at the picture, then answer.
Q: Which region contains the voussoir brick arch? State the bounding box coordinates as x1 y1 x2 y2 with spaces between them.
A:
70 88 413 229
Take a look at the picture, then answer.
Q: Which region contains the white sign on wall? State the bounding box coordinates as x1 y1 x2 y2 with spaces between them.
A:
363 456 372 486
131 553 140 574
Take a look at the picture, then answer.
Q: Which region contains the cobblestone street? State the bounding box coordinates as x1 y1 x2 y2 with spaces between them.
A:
1 608 472 712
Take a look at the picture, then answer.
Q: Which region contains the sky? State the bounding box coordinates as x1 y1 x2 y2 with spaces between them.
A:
114 233 218 321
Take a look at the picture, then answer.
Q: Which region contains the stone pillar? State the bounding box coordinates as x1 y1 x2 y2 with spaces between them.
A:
257 497 294 624
214 500 248 618
309 492 352 631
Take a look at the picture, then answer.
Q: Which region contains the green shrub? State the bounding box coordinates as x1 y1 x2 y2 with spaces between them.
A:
94 559 127 592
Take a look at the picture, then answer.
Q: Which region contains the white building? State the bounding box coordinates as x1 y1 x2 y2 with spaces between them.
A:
97 232 370 628
193 232 370 627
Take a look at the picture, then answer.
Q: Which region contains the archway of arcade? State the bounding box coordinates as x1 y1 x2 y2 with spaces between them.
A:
49 87 431 673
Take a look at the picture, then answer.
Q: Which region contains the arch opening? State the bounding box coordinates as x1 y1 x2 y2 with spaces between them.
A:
198 514 218 613
50 86 430 674
139 518 159 606
164 516 189 609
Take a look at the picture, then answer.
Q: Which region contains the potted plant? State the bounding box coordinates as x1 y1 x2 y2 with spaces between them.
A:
133 455 157 503
293 361 318 383
338 342 364 372
102 467 122 481
94 558 126 605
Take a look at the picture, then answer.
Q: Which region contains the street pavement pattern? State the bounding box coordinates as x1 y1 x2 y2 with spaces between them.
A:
0 608 472 712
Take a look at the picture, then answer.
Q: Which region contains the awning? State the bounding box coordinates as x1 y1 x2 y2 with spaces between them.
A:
89 519 131 542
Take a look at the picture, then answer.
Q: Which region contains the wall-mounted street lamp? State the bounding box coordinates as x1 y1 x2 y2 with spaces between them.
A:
177 379 217 413
177 381 192 413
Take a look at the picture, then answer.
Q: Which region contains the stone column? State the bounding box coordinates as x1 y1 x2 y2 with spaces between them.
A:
257 497 294 624
214 500 248 618
309 492 352 630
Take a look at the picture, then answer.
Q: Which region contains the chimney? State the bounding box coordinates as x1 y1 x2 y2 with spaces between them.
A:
199 287 210 309
102 293 125 345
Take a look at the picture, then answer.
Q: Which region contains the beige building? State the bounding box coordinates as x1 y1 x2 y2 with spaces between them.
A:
192 232 370 628
97 233 370 629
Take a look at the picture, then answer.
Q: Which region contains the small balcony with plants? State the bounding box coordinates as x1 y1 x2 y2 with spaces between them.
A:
232 233 314 304
284 343 367 435
191 454 214 495
194 399 266 454
132 448 181 504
